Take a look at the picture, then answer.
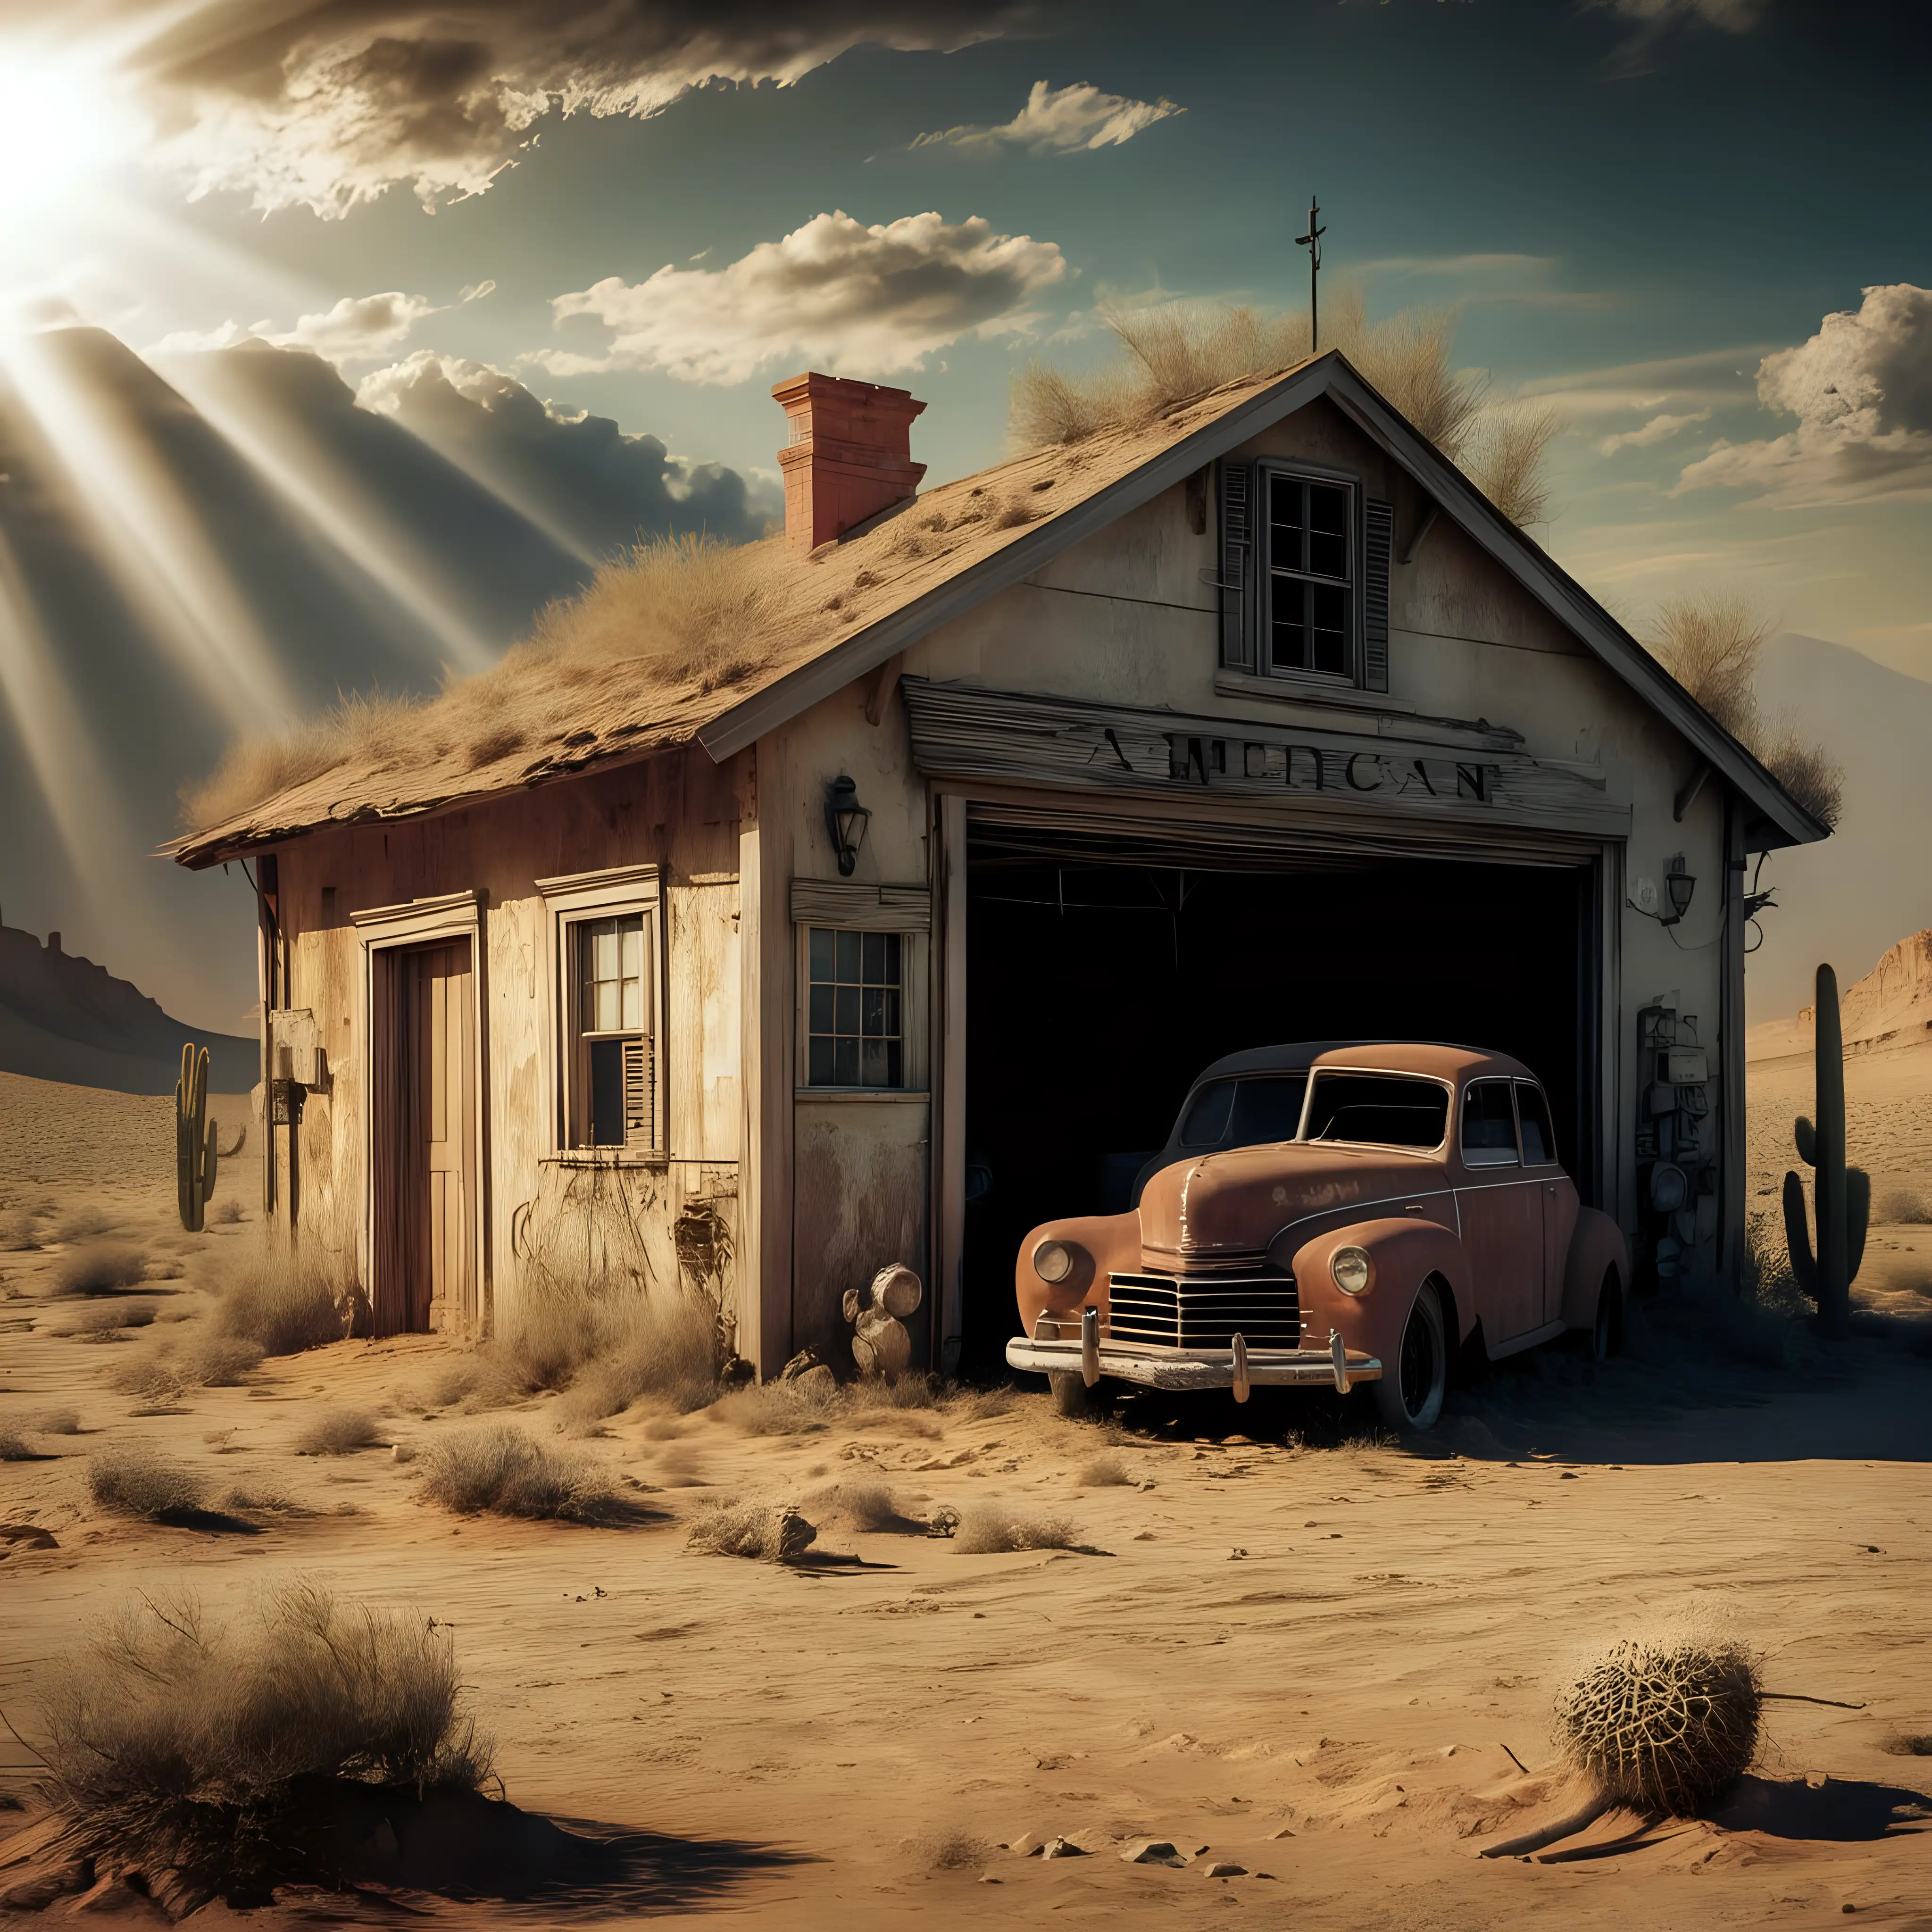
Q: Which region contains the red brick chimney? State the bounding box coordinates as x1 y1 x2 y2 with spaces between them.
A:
773 372 926 552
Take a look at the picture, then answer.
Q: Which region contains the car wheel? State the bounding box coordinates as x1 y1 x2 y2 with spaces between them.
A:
1049 1370 1099 1420
1588 1270 1621 1363
1374 1282 1447 1432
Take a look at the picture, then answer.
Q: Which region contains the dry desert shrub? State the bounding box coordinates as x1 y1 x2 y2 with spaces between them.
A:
1076 1452 1134 1487
51 1207 112 1243
214 1240 348 1356
1648 594 1843 828
951 1505 1078 1555
86 1445 209 1520
0 1423 38 1460
1011 294 1552 525
1882 1732 1932 1756
810 1481 915 1533
33 1406 82 1435
1551 1618 1762 1813
182 533 782 830
109 1331 265 1400
53 1299 157 1340
506 1282 721 1420
295 1408 382 1457
1879 1187 1932 1224
417 1425 619 1524
685 1499 817 1561
53 1242 149 1295
910 1829 991 1871
0 1207 40 1250
35 1581 492 1896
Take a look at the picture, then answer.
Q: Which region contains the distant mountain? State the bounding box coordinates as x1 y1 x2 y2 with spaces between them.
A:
0 919 255 1095
1746 634 1932 1025
1749 928 1932 1063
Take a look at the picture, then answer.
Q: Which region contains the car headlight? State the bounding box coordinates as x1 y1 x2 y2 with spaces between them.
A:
1033 1239 1075 1284
1331 1246 1372 1296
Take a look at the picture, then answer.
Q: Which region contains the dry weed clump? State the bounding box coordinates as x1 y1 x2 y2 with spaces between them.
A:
86 1445 209 1520
109 1331 265 1402
214 1241 347 1356
183 533 782 831
503 1282 721 1421
34 1406 82 1435
295 1409 383 1457
53 1299 157 1341
1010 295 1553 525
51 1208 111 1243
53 1242 149 1295
0 1207 41 1250
1648 594 1843 828
0 1423 39 1460
1550 1622 1762 1814
910 1829 991 1871
685 1499 817 1561
1879 1187 1932 1224
810 1481 916 1532
417 1425 618 1524
36 1582 493 1899
951 1505 1078 1555
1076 1452 1134 1487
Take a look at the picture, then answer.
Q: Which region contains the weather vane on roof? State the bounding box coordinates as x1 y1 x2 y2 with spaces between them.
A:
1296 195 1326 352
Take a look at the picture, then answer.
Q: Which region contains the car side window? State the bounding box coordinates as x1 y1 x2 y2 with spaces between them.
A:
1516 1081 1558 1166
1461 1079 1519 1167
1178 1081 1236 1146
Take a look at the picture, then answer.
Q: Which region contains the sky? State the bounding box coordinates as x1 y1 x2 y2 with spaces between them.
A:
0 0 1927 1031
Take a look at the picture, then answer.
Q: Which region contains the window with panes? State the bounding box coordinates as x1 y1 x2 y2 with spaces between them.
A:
1266 471 1356 679
569 912 653 1148
807 928 904 1088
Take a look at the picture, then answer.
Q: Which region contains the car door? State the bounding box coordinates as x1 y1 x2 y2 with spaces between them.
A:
1455 1077 1542 1343
1516 1080 1577 1326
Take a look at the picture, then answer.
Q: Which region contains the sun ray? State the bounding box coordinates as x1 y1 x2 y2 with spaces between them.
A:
162 355 500 675
0 327 295 729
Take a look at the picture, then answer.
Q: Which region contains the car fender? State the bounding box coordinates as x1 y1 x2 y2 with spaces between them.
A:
1291 1216 1471 1363
1559 1207 1630 1330
1011 1212 1140 1333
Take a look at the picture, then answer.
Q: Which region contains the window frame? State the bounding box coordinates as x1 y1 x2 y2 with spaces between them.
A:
1514 1079 1560 1169
1257 458 1361 689
1459 1075 1523 1169
1297 1069 1452 1153
793 920 930 1098
536 863 665 1163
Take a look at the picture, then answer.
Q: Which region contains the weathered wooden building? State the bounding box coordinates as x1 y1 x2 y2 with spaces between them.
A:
174 356 1828 1375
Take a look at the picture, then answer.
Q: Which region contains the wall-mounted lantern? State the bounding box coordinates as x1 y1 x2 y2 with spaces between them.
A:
1662 853 1696 928
824 775 871 877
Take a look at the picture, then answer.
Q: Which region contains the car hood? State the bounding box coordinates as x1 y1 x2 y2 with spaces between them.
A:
1138 1140 1442 1264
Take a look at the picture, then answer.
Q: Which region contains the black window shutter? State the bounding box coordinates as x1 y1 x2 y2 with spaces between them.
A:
1362 497 1393 693
1218 462 1255 672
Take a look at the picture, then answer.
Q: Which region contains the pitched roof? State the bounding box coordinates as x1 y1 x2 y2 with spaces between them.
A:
171 351 1829 868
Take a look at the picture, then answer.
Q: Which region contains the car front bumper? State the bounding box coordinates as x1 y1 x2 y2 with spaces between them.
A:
1005 1329 1382 1396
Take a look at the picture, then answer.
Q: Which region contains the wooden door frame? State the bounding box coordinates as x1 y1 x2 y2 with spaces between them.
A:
352 891 490 1332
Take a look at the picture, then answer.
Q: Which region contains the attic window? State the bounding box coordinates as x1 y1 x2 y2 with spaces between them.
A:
1266 473 1355 679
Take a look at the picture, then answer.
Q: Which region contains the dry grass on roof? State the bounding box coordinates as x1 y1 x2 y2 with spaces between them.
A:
1012 294 1557 525
178 385 1282 851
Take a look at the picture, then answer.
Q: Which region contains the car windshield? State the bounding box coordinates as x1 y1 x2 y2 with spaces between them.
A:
1303 1072 1448 1149
1176 1073 1308 1149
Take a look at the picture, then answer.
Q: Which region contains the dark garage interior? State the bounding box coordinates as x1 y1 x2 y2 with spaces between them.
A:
960 830 1599 1375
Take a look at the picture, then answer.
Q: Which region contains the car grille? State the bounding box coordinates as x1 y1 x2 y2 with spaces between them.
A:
1107 1273 1300 1350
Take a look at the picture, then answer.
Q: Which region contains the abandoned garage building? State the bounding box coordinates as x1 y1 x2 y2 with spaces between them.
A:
172 354 1830 1375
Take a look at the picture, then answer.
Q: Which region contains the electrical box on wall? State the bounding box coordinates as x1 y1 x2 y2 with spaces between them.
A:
1634 1000 1713 1289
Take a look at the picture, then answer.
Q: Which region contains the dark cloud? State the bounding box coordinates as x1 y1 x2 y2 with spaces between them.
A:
357 352 780 553
123 1 1030 213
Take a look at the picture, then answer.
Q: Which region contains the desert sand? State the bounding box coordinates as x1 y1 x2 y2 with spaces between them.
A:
1 1066 1928 1929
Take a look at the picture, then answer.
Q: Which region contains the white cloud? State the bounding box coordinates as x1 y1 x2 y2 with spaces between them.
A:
914 80 1182 155
145 291 441 366
117 1 1021 217
1599 408 1710 455
1677 285 1932 504
1606 0 1765 26
539 209 1067 385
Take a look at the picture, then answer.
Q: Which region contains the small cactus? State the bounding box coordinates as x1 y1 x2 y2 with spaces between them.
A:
175 1043 220 1233
1781 964 1866 1336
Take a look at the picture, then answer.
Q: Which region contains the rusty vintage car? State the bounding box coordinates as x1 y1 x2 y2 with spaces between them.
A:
1006 1043 1629 1430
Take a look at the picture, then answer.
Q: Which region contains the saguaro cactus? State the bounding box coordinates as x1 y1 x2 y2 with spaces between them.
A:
175 1042 219 1233
1782 964 1867 1337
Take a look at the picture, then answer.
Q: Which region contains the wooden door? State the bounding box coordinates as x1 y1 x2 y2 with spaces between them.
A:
373 939 474 1336
418 942 475 1332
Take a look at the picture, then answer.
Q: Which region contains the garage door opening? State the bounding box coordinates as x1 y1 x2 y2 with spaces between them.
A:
960 827 1599 1377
